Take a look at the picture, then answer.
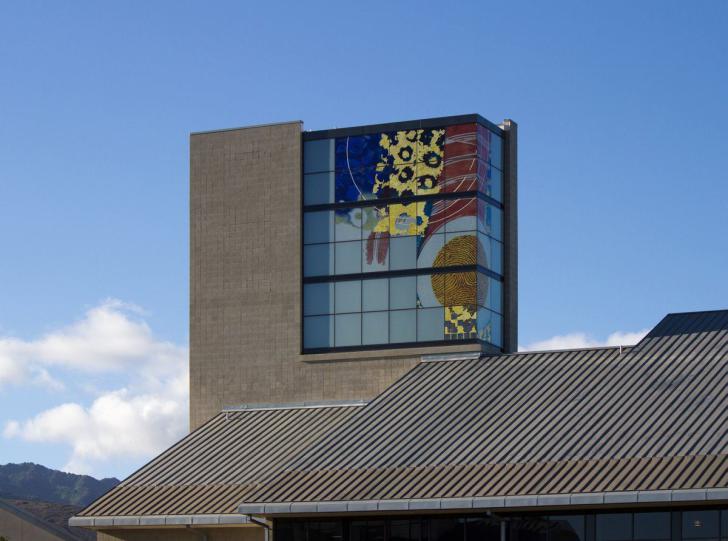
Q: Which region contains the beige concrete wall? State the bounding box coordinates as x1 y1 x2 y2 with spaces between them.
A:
189 121 485 428
98 526 262 541
0 505 69 541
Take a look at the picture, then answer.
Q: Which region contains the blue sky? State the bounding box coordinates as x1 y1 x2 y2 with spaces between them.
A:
1 1 726 479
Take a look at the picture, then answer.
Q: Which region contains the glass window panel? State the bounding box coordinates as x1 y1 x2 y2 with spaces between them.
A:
478 232 503 274
596 514 633 541
549 515 586 541
304 283 334 316
308 521 343 541
304 211 334 244
430 517 465 541
683 511 720 539
335 167 380 202
335 313 361 347
389 202 419 236
304 316 334 349
390 235 418 270
478 308 503 347
361 204 389 235
511 517 549 541
362 312 388 345
335 240 361 275
390 276 417 310
418 274 444 308
362 235 389 273
634 512 670 540
304 244 334 277
350 521 385 541
390 309 416 343
443 272 477 307
722 511 728 540
304 172 335 206
467 518 499 541
391 519 423 541
477 201 503 241
443 232 478 267
478 274 503 314
415 160 442 196
335 280 361 313
477 233 503 275
417 232 444 269
477 160 503 202
444 197 477 233
418 307 444 341
336 134 388 171
490 132 503 170
304 139 335 174
362 278 388 311
276 521 306 541
417 199 437 236
335 208 363 242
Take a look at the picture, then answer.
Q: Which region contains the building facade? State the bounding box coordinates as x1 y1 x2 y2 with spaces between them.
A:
72 115 726 541
189 115 518 428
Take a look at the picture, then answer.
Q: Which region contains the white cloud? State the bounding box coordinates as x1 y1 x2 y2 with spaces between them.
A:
521 329 649 352
1 299 189 476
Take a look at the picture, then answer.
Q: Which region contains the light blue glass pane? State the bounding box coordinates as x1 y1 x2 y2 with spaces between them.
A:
477 233 503 276
390 276 416 310
335 241 361 275
390 309 416 343
490 133 503 170
417 233 444 269
417 274 442 308
418 308 444 341
390 235 417 270
479 275 502 314
362 278 388 312
335 313 361 347
490 167 503 202
362 236 389 273
303 244 334 277
303 172 334 205
304 315 334 348
477 308 503 348
362 312 388 345
304 211 334 244
303 283 334 315
335 208 363 242
444 197 477 233
304 139 334 173
335 280 361 313
477 202 503 242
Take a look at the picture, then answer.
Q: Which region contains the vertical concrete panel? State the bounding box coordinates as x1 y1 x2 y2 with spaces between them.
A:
501 120 518 353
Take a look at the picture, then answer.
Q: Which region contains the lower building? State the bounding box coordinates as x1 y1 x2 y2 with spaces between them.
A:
71 309 728 541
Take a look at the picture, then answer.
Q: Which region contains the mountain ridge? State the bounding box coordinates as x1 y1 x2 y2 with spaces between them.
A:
0 462 119 507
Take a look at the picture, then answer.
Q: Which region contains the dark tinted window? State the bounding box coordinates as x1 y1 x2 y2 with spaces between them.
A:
430 517 465 541
634 512 670 541
511 517 549 541
550 515 585 541
597 514 633 541
351 521 386 541
683 511 720 539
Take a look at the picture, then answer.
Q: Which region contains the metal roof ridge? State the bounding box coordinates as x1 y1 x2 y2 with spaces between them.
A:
221 399 368 412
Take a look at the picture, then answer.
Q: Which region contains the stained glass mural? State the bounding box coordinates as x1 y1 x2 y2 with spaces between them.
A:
303 121 505 350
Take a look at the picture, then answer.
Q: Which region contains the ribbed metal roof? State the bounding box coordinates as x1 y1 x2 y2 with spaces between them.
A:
79 403 360 516
240 310 728 504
